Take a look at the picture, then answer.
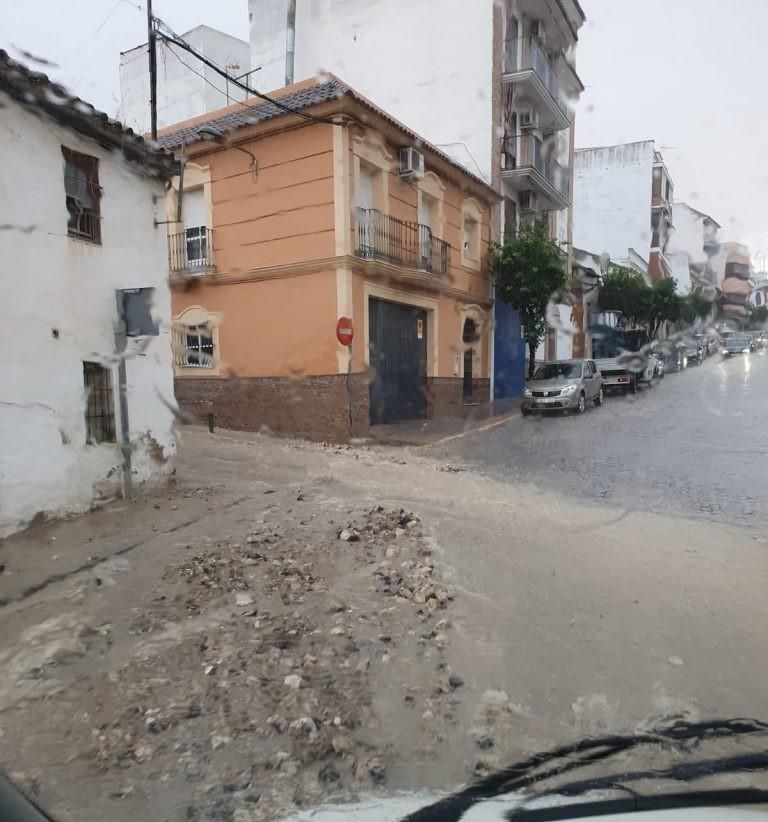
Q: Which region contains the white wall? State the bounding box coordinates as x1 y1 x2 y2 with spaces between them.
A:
249 0 496 180
572 141 654 266
120 26 250 134
0 98 177 538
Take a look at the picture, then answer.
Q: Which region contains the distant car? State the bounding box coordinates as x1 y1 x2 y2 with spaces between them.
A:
722 334 754 356
694 333 714 357
522 359 604 416
682 340 703 366
662 344 687 372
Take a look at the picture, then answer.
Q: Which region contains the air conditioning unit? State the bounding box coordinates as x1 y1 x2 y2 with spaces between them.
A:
519 190 539 213
530 19 545 41
519 109 539 129
399 147 425 181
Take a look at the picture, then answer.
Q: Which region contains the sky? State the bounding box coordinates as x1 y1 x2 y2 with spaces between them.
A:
4 0 768 259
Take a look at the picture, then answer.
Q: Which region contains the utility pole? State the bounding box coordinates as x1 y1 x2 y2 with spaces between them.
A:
285 0 296 86
114 291 133 502
147 0 158 140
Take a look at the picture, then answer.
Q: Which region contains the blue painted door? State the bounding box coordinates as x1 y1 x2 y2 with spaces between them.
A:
493 297 526 399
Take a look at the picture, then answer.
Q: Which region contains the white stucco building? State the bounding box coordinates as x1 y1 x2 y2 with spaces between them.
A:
573 141 674 287
120 25 250 134
0 51 179 538
665 202 720 295
249 0 583 237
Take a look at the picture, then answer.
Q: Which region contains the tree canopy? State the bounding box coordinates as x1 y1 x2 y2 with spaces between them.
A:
748 304 768 328
597 270 712 336
492 222 568 377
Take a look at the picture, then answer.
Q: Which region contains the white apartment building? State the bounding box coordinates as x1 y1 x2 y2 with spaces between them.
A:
573 141 675 287
120 25 251 134
666 202 721 295
0 51 179 537
249 0 583 237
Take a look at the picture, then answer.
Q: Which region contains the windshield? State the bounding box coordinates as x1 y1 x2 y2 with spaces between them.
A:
532 363 581 380
4 3 768 822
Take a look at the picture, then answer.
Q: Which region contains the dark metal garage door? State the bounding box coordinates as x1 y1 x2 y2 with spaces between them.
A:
369 298 428 425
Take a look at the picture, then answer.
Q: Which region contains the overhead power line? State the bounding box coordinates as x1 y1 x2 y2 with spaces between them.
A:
152 19 337 126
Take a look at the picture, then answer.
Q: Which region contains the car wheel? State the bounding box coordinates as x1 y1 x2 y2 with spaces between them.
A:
576 393 586 414
594 387 604 407
521 406 530 417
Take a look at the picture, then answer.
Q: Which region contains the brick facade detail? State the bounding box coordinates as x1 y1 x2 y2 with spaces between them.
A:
177 375 491 440
175 375 370 442
427 377 491 417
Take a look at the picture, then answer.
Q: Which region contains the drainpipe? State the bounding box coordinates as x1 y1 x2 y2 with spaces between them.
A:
285 0 297 86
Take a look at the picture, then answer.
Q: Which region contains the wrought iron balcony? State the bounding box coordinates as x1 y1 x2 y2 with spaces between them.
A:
502 36 570 129
355 209 449 276
169 226 214 275
501 135 568 206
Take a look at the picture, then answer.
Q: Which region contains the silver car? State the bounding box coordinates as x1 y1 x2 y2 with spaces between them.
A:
522 359 604 416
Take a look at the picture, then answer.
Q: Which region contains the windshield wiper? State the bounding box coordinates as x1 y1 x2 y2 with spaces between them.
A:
503 789 768 821
401 718 768 822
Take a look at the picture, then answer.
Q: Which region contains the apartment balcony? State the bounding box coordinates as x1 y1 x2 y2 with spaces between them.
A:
502 37 570 132
355 209 449 276
169 226 215 275
500 135 569 211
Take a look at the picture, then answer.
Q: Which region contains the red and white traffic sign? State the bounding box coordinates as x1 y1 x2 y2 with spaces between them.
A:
336 316 353 346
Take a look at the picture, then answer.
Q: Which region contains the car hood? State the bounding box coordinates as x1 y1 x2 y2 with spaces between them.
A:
279 794 768 821
527 378 579 391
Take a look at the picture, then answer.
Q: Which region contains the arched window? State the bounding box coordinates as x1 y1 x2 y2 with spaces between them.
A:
172 306 221 375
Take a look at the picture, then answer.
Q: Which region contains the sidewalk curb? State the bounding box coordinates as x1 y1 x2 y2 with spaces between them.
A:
421 407 520 448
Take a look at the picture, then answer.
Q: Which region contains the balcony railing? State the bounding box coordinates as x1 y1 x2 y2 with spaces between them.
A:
502 135 568 195
169 226 214 274
355 209 449 276
504 37 569 117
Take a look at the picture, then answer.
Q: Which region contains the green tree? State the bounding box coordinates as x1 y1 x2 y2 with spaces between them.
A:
679 288 714 325
597 268 653 327
492 222 567 378
748 304 768 328
648 277 681 337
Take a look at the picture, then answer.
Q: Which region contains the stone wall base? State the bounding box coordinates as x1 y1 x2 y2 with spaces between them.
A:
427 377 491 418
175 375 370 443
176 375 491 440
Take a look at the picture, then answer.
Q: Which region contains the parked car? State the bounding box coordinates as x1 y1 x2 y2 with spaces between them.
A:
522 359 604 416
661 343 687 372
694 333 715 357
651 349 665 378
722 334 754 356
683 339 703 366
591 328 656 393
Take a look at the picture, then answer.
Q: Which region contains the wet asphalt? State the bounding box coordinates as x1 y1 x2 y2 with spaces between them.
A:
435 350 768 528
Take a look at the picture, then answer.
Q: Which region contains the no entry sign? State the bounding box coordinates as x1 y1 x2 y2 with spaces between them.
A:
336 316 353 346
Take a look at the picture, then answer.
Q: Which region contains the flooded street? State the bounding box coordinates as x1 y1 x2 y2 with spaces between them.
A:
434 353 768 527
2 417 767 820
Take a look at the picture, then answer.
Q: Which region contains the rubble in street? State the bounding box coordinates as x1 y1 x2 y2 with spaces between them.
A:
0 496 464 822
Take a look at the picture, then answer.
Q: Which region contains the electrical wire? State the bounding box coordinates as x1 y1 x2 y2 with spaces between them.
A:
93 0 123 36
164 43 229 102
161 44 349 140
152 19 337 126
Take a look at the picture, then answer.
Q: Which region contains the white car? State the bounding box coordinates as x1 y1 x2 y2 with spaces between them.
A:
281 719 768 822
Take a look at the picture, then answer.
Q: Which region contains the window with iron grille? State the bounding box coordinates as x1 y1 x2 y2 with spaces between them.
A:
62 146 102 243
180 324 215 368
83 361 116 443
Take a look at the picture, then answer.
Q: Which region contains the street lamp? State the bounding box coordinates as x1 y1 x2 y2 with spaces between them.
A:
196 125 258 179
